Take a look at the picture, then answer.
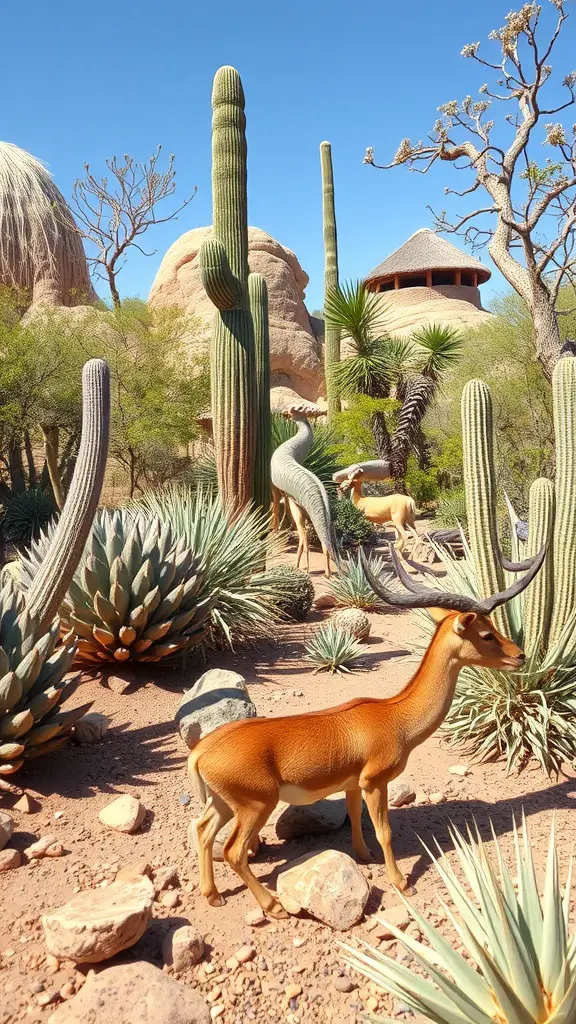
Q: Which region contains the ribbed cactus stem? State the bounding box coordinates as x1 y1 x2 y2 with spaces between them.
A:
549 357 576 649
250 273 271 511
27 359 110 634
320 142 341 421
523 478 555 656
199 66 257 512
461 379 509 636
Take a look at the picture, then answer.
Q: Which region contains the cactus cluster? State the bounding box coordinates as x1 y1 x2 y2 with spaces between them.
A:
199 66 271 513
21 511 211 664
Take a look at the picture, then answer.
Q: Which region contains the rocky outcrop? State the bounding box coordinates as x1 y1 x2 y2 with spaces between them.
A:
149 226 324 401
376 286 491 336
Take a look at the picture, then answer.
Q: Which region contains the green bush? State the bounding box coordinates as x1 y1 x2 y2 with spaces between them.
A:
404 456 439 507
305 493 376 550
434 486 468 529
268 564 315 622
3 488 57 548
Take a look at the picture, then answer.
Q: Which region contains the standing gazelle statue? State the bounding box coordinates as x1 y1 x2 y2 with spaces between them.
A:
188 543 545 918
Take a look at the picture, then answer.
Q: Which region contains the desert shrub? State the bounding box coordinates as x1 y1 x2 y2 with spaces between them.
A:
404 457 439 507
304 621 363 674
3 488 57 547
268 564 315 622
329 551 387 610
434 486 468 530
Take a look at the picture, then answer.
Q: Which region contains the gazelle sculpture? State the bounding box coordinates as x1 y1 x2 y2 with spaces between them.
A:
337 464 419 552
189 543 545 918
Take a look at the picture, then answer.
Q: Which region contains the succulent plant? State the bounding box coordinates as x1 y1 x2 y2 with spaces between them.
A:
268 564 315 622
21 510 211 664
328 551 388 610
304 621 363 674
2 487 57 548
0 575 85 775
343 815 576 1024
333 607 371 641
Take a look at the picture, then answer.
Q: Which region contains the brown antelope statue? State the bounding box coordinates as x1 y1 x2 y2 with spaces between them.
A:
338 465 419 551
188 544 545 918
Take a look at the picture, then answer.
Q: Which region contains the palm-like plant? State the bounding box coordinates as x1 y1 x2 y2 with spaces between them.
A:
342 816 576 1024
304 621 364 674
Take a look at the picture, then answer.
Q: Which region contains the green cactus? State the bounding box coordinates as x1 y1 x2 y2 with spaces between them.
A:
250 273 271 511
549 356 576 649
199 66 270 513
523 478 555 656
320 142 341 421
461 379 508 636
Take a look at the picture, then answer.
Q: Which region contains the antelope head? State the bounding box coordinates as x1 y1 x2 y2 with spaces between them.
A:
360 544 547 673
338 465 364 494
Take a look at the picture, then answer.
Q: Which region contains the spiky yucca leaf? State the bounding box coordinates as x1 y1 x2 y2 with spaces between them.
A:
0 575 81 773
20 509 211 664
305 621 364 674
329 551 388 610
342 816 576 1024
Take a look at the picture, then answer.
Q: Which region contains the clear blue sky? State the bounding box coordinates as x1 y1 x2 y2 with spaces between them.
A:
2 0 574 310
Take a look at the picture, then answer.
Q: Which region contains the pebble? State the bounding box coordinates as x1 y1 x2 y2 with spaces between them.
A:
366 996 379 1012
225 956 240 971
235 944 256 963
178 794 191 806
285 982 302 1000
448 765 471 777
159 890 180 909
59 982 76 999
333 975 355 993
30 983 45 994
37 991 58 1007
245 908 266 926
46 955 60 972
429 791 447 804
0 848 21 872
210 1005 225 1020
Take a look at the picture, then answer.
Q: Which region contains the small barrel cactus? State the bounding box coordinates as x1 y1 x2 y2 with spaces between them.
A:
0 576 85 775
333 607 371 641
269 564 315 622
20 511 212 664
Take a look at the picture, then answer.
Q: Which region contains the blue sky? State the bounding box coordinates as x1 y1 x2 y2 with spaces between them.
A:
2 0 574 310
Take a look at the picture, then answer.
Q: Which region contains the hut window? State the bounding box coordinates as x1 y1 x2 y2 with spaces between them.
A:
431 270 456 286
399 275 427 288
378 280 394 292
461 271 474 286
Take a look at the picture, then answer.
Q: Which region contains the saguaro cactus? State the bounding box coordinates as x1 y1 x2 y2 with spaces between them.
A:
523 478 555 656
320 142 341 421
549 356 576 648
200 66 269 512
250 273 271 511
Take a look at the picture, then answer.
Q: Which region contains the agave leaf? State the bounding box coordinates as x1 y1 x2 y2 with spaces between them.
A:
0 709 33 738
119 626 136 646
153 583 185 622
540 817 569 1001
110 582 130 622
94 591 120 629
141 620 172 642
27 687 62 721
0 646 9 678
0 741 25 760
157 557 177 597
23 736 69 759
549 977 576 1022
0 671 22 712
131 560 153 603
129 603 148 630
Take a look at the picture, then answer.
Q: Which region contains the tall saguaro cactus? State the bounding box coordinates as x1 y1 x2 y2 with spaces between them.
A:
320 142 341 421
549 356 576 648
200 66 267 512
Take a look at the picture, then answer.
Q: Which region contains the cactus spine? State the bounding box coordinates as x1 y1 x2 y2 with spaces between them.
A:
320 142 341 421
26 359 110 634
549 356 576 648
523 478 555 656
461 379 508 636
250 273 271 511
200 66 270 512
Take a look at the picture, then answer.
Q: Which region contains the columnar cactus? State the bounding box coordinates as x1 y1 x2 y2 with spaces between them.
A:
549 356 576 648
523 478 555 656
199 66 270 512
461 379 508 636
26 359 110 634
250 273 271 511
320 142 341 421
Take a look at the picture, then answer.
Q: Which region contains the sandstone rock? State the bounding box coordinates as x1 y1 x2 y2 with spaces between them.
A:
13 792 40 813
176 668 256 749
448 765 471 777
277 850 370 930
108 674 131 695
373 904 411 939
245 907 266 926
0 810 14 850
72 712 109 745
429 791 447 804
388 779 416 808
163 925 205 972
153 864 179 894
25 834 57 859
45 842 64 857
159 890 180 909
235 945 255 964
333 975 355 993
46 960 210 1023
275 796 347 840
313 592 338 610
99 795 145 834
115 860 152 884
149 226 324 401
42 879 154 963
0 848 21 871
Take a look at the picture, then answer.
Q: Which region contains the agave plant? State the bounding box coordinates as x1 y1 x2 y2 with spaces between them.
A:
20 510 211 664
343 816 576 1024
0 575 85 774
329 551 388 610
304 620 364 674
129 486 284 645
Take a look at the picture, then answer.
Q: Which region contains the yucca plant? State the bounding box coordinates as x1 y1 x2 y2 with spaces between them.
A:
20 510 212 664
0 575 86 774
129 486 284 645
3 487 57 548
343 815 576 1024
304 621 363 674
329 551 388 610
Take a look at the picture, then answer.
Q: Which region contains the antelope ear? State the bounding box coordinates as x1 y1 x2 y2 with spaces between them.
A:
427 607 453 622
453 611 477 634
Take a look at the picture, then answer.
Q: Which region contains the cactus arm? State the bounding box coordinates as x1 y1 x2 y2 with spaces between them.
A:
523 478 555 657
26 359 110 634
320 142 341 421
549 357 576 649
250 272 271 511
199 239 241 310
271 416 336 560
461 379 509 636
212 66 249 286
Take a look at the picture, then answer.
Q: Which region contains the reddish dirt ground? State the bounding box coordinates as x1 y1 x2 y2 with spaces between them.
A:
1 546 575 1024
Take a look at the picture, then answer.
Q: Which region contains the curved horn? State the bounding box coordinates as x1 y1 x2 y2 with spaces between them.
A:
497 546 539 573
388 547 431 594
359 547 477 613
476 545 547 615
402 551 446 579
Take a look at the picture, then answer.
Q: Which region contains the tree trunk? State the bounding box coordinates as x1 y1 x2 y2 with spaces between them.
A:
530 290 562 383
371 412 391 460
41 425 65 510
24 432 37 488
8 440 26 494
107 268 122 309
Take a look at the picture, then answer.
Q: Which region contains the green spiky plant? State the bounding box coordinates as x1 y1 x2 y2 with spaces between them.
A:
329 551 388 610
418 359 576 774
3 488 57 548
199 65 270 512
304 620 364 674
343 816 576 1024
320 141 341 421
20 510 212 664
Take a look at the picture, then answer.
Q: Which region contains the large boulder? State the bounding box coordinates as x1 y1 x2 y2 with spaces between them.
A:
277 850 370 930
176 668 256 749
42 878 154 963
47 961 210 1024
148 226 324 401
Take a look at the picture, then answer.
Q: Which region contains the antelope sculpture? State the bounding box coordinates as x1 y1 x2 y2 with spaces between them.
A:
337 465 419 551
188 543 545 918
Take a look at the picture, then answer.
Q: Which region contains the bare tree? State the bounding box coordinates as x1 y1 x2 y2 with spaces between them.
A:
364 1 576 381
72 147 195 307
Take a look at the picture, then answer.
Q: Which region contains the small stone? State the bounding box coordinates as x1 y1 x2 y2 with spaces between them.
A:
285 982 302 1000
210 1007 225 1021
59 983 75 1000
46 955 61 971
0 848 21 871
448 765 471 777
388 779 416 808
277 850 369 930
25 834 57 859
163 924 205 971
45 842 64 857
159 890 180 909
244 908 266 926
414 791 429 805
429 791 447 804
54 811 65 819
72 712 109 744
108 674 131 694
153 864 179 894
13 793 40 813
30 982 45 994
235 945 256 964
333 976 355 993
115 860 152 884
98 795 145 834
178 793 191 806
37 991 58 1007
373 904 411 939
313 593 338 610
204 963 216 975
225 956 240 971
0 810 14 850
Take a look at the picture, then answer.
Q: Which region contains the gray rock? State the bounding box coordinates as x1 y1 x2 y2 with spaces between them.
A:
0 810 14 851
176 668 256 749
275 796 347 840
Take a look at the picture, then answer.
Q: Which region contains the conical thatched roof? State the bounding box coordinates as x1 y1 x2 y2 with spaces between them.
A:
366 228 491 284
0 142 95 307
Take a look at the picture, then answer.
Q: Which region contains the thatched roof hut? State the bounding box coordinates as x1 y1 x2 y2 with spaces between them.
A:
0 142 95 308
365 228 490 292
